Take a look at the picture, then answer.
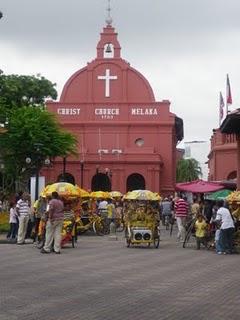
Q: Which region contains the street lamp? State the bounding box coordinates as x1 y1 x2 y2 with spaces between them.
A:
0 157 4 192
80 160 84 188
62 156 66 182
25 143 50 201
0 118 8 134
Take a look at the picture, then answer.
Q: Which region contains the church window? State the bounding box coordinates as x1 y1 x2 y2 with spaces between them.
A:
135 138 144 147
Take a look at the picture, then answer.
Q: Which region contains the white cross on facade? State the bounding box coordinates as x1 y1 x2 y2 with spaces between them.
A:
97 69 117 97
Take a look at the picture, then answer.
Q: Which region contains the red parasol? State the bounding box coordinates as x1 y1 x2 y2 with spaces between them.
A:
175 179 225 193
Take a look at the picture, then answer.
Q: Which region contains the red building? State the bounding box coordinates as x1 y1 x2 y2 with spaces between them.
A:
208 128 237 181
44 20 183 194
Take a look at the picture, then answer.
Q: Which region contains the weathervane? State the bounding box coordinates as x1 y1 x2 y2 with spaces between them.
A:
105 0 113 26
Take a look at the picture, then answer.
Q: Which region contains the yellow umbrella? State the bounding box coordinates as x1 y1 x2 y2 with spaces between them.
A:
75 186 90 198
123 190 161 201
41 182 80 198
110 191 123 198
90 191 110 199
226 191 240 204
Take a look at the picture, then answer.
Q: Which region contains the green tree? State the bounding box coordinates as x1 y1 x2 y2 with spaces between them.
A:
0 71 57 110
176 158 202 183
0 107 77 193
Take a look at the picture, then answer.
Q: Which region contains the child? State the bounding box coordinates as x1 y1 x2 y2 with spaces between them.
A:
195 214 207 250
7 202 18 239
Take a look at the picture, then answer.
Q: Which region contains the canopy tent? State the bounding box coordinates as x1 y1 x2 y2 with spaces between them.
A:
175 180 225 193
205 189 232 201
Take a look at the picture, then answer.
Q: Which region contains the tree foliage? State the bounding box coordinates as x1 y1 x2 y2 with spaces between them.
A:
0 107 77 193
176 158 202 183
0 71 77 194
0 71 57 110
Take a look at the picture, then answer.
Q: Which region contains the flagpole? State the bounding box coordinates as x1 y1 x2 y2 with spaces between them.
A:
226 74 232 115
226 74 228 115
219 92 221 127
219 91 224 127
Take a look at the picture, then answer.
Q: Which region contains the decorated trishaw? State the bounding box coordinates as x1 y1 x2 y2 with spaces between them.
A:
123 190 161 248
110 191 124 231
75 191 110 235
39 182 83 248
226 191 240 251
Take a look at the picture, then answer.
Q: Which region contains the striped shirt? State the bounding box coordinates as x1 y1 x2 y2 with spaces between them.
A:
174 198 188 217
16 199 30 217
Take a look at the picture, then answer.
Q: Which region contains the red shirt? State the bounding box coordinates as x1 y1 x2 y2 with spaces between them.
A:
174 198 188 217
49 198 64 221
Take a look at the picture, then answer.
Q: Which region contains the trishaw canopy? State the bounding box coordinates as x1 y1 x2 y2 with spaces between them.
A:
123 190 161 201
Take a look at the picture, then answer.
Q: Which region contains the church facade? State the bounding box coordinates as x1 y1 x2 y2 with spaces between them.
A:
208 128 237 182
43 21 183 194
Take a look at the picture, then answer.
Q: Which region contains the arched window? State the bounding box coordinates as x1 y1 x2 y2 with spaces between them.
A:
227 171 237 180
91 173 111 191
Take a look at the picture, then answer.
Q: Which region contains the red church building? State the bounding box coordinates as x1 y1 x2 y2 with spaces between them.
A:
208 129 237 182
44 19 183 194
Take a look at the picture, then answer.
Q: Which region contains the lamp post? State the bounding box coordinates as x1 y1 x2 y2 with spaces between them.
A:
0 117 8 134
25 143 50 201
0 158 4 192
80 160 84 188
62 157 66 182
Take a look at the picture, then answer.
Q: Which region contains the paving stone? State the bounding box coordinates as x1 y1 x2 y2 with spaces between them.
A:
0 228 239 320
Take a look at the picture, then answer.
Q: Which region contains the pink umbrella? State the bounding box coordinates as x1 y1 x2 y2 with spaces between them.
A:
175 179 225 193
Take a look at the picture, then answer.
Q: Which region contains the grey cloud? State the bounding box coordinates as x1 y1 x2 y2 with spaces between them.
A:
1 0 240 144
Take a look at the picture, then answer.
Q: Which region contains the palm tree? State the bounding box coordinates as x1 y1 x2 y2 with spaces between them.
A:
176 158 202 182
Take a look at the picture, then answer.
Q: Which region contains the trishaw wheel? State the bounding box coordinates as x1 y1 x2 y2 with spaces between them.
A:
93 221 104 236
154 237 160 248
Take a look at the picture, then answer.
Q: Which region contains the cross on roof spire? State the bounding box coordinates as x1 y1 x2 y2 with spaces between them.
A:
105 0 113 26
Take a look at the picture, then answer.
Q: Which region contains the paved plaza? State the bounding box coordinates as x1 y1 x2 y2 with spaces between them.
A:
0 228 239 320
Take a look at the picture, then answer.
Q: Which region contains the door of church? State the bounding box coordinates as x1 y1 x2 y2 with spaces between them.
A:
91 173 111 192
126 173 145 191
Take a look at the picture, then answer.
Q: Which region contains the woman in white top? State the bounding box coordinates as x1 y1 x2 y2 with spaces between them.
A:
215 200 235 254
7 202 18 239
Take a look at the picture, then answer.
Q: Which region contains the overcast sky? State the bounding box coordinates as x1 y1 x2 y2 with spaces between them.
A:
1 0 240 152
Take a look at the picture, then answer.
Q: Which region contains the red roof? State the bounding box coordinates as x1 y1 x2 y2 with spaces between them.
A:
175 179 225 193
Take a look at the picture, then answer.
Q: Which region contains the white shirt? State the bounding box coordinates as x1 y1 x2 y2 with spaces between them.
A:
98 200 108 212
216 207 235 229
9 207 17 223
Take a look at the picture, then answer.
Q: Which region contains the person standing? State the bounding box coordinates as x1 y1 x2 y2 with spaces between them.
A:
191 199 200 218
174 195 188 242
7 202 18 239
98 198 108 229
161 197 172 227
194 214 207 250
16 193 31 244
107 199 116 228
41 192 64 254
33 196 47 242
215 200 235 254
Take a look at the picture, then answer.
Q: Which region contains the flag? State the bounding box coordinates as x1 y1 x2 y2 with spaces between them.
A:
226 74 232 105
219 91 224 124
